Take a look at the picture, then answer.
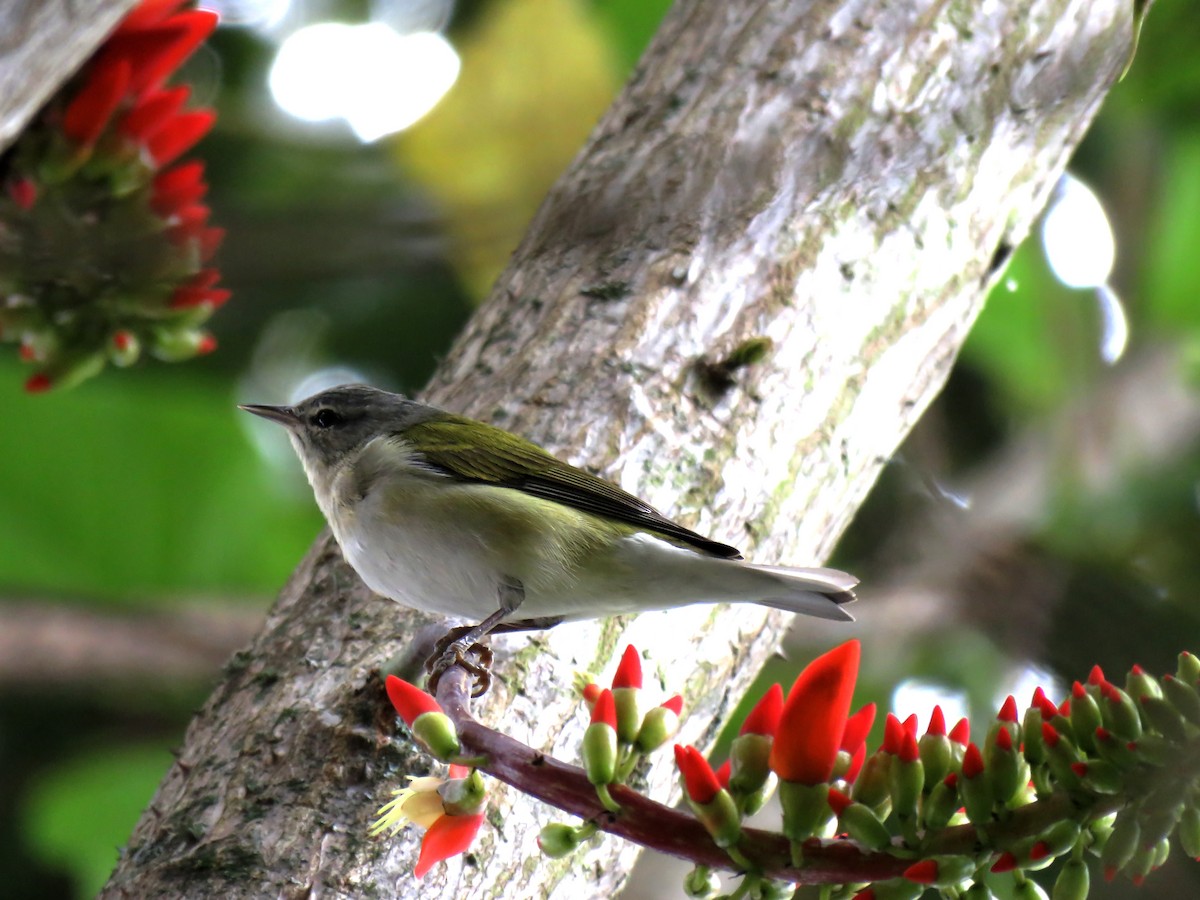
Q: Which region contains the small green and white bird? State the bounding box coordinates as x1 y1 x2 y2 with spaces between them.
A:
241 384 857 648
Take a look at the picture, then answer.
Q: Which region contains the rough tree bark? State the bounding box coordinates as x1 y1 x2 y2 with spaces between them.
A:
3 0 1129 895
0 0 136 151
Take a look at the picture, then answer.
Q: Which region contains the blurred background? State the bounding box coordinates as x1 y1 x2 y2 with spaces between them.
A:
1 0 1198 896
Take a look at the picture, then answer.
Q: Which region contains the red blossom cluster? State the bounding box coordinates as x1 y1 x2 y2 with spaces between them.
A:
0 0 225 391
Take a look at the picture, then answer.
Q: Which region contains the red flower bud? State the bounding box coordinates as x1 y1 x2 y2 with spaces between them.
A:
591 689 616 728
998 695 1018 723
385 676 441 726
63 59 131 145
903 859 939 884
949 717 970 745
741 683 783 736
612 645 642 689
674 744 721 805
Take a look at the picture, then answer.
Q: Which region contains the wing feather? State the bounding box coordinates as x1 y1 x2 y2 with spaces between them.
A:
399 416 742 559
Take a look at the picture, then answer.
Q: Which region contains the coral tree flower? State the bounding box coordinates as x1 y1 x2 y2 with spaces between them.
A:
384 676 461 760
370 764 487 879
2 0 224 391
770 639 862 785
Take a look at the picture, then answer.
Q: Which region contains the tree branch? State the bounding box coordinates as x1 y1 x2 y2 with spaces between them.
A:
0 0 136 152
91 0 1136 895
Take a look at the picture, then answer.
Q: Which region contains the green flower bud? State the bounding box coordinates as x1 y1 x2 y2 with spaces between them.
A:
1052 859 1089 900
754 878 796 900
1125 667 1163 702
438 769 486 816
1128 732 1170 766
1152 835 1171 869
1088 812 1116 848
1099 683 1142 740
729 732 773 797
1178 807 1200 859
683 865 720 898
1100 813 1139 873
1066 687 1102 754
963 883 997 899
960 745 994 826
739 772 777 816
1072 759 1122 794
1138 804 1183 850
582 720 618 786
1139 695 1187 742
778 780 831 842
150 326 216 361
921 778 960 831
612 686 641 745
851 751 892 811
984 728 1021 807
1126 841 1156 883
633 703 680 754
1092 727 1139 769
538 823 583 859
1022 708 1046 766
1161 675 1200 727
859 879 923 900
1037 820 1082 859
837 800 893 850
1176 651 1200 684
888 755 924 821
919 732 953 787
691 788 742 849
108 329 141 367
1011 876 1049 900
411 711 462 761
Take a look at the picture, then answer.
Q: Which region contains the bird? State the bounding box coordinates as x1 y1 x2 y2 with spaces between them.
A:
241 384 857 691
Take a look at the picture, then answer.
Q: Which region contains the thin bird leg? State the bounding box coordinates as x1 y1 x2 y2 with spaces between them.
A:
425 579 525 698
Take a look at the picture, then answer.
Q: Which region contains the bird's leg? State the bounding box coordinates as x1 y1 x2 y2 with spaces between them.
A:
425 578 525 698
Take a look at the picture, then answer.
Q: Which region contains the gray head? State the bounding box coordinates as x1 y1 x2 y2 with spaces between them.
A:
240 384 429 480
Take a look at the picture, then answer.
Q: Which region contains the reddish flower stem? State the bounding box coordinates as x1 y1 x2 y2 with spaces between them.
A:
433 667 1135 884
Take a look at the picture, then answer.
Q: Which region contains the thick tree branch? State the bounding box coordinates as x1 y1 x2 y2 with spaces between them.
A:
87 0 1134 895
0 0 136 151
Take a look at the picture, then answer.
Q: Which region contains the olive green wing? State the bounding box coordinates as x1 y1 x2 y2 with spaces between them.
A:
399 415 742 559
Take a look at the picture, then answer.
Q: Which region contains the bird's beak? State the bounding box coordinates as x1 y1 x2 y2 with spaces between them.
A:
239 403 301 427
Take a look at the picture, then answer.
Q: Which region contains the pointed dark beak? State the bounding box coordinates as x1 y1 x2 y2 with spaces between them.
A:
239 403 301 427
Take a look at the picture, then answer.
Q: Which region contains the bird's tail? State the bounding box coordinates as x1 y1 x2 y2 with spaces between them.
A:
739 563 858 621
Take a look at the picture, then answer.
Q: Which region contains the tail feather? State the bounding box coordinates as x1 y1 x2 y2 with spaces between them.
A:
740 563 858 621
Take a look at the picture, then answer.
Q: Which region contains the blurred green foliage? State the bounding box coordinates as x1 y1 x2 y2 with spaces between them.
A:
2 0 1199 898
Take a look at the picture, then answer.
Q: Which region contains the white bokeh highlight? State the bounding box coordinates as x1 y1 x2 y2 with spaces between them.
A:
269 23 460 142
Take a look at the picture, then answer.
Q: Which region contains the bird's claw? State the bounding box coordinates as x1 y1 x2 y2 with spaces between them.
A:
425 633 495 698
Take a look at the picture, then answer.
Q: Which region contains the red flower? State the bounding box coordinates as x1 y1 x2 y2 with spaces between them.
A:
612 645 642 690
414 812 485 878
769 639 861 785
146 109 215 166
151 160 207 215
63 59 131 145
385 676 442 726
674 744 722 805
121 85 191 141
741 683 784 736
840 702 876 752
591 689 616 728
370 763 487 879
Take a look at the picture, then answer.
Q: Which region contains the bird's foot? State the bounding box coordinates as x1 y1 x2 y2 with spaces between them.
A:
425 628 495 699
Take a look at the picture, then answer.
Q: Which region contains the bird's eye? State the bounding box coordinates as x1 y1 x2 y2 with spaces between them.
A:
311 409 343 429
